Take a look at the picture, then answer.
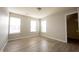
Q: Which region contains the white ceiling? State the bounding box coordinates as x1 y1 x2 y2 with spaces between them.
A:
8 7 76 18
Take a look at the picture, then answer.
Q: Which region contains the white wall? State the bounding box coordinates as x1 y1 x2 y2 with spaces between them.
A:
41 8 77 43
0 8 9 51
9 13 39 41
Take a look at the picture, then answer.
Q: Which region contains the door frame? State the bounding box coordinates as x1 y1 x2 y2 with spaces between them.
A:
65 11 78 43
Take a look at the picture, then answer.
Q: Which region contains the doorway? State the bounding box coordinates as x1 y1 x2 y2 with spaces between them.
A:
67 13 79 43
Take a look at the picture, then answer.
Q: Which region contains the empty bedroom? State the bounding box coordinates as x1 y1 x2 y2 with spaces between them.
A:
0 7 79 52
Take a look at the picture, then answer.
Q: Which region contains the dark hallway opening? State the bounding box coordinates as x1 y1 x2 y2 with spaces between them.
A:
67 13 79 43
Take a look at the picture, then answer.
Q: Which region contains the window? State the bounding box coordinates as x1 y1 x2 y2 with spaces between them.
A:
41 20 46 32
9 17 21 34
30 20 36 32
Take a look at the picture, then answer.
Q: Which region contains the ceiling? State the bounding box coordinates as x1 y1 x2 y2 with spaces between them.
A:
8 7 76 18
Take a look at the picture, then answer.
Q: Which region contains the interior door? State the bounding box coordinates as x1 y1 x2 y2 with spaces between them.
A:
67 13 79 39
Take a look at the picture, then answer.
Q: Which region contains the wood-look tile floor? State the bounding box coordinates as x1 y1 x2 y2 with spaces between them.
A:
4 37 79 52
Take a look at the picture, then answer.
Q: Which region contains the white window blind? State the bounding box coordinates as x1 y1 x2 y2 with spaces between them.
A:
31 20 36 32
9 17 21 34
41 20 46 32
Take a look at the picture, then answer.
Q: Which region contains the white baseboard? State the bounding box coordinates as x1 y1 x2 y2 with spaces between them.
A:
41 33 67 43
9 34 39 41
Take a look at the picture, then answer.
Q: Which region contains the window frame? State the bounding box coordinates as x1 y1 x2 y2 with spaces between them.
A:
30 20 37 32
9 16 21 34
41 20 46 32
